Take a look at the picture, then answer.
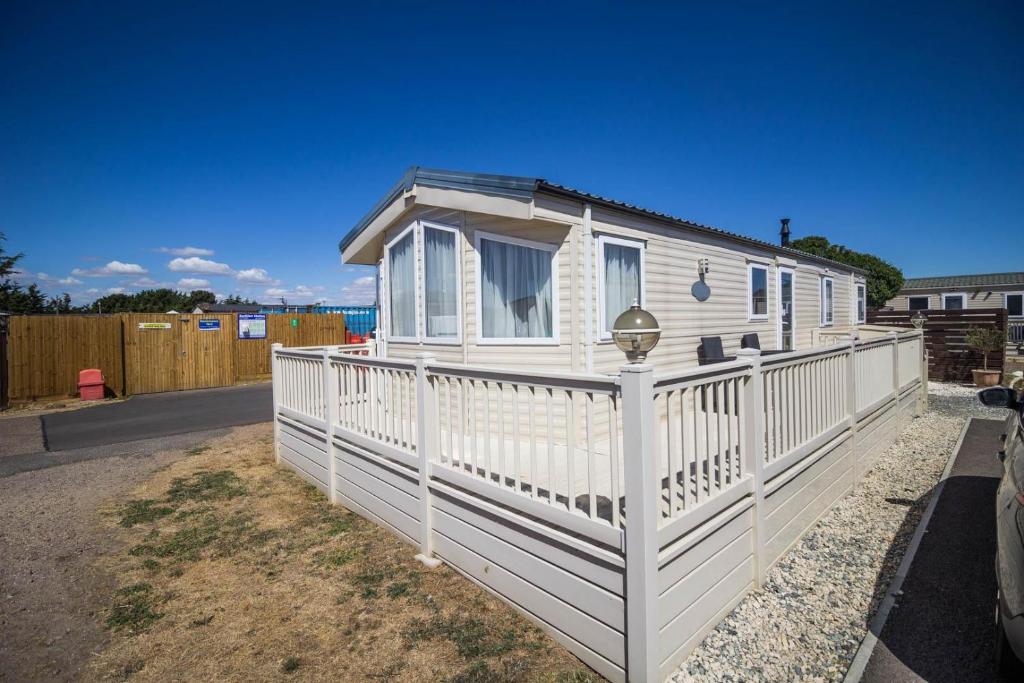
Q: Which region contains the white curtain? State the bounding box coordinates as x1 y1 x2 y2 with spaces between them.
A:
388 231 416 337
424 227 458 338
479 238 553 338
603 243 640 332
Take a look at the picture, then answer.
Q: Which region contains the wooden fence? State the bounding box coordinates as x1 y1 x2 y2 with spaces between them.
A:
867 307 1007 381
6 313 352 401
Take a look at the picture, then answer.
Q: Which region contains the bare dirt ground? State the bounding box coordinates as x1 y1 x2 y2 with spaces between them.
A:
2 423 597 682
0 444 191 681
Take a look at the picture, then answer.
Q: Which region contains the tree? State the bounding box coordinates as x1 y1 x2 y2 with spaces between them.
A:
221 294 259 305
965 326 1005 371
0 232 22 278
789 235 904 308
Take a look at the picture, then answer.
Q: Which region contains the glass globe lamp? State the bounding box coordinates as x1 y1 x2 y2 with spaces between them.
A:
611 302 661 363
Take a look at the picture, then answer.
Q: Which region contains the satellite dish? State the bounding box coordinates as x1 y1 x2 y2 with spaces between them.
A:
691 280 711 302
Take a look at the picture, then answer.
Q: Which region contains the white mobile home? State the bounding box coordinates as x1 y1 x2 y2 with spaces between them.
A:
272 168 923 682
341 167 868 372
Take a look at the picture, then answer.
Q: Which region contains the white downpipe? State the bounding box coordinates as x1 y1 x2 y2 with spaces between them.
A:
582 203 594 373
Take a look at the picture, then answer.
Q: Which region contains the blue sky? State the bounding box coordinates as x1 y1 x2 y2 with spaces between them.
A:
2 1 1021 305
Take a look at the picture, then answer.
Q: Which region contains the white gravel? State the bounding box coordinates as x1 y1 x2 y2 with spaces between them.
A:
670 382 1006 683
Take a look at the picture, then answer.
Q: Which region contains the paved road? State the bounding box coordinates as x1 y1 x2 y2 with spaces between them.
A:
0 383 271 477
41 383 272 451
859 417 1006 683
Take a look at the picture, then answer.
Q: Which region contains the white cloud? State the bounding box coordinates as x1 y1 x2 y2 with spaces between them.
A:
157 246 214 257
58 276 83 285
177 278 211 289
72 261 148 277
167 257 232 275
339 276 377 305
235 267 277 285
105 287 126 294
263 284 321 300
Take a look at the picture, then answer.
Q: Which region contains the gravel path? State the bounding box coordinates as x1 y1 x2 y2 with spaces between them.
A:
670 383 1005 683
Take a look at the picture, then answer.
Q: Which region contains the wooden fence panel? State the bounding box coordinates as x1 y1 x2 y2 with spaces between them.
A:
867 308 1007 381
6 312 351 400
6 315 125 400
181 313 236 390
235 313 347 379
123 314 182 395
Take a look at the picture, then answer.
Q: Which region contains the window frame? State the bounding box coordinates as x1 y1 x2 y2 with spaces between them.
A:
474 230 560 346
383 223 420 344
597 234 646 339
1004 292 1024 319
420 220 463 345
908 295 930 311
941 292 967 310
856 282 867 324
820 276 835 327
747 262 770 321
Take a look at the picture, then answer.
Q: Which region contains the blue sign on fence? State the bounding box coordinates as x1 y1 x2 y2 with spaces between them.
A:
238 313 267 339
198 319 221 331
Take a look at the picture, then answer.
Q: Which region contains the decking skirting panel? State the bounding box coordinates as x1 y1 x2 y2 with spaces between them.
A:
430 491 627 683
278 420 329 492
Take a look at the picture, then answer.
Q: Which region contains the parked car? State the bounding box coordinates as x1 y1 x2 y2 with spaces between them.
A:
978 385 1024 675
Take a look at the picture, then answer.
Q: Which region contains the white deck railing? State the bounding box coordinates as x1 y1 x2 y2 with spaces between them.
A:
272 329 927 683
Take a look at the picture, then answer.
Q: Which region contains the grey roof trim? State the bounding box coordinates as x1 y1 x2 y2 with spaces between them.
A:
536 182 868 275
339 166 868 275
901 272 1024 290
338 167 538 253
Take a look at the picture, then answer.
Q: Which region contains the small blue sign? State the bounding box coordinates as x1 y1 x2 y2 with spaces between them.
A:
198 319 221 331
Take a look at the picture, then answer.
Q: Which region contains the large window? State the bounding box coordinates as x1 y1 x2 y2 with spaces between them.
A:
942 293 966 310
476 232 557 343
387 227 417 340
599 235 645 337
384 221 461 343
820 276 834 326
748 263 769 320
423 225 459 339
908 296 930 311
856 283 866 324
1005 293 1023 318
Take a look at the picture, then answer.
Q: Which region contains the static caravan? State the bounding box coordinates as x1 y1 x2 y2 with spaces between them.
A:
271 167 925 682
341 167 868 372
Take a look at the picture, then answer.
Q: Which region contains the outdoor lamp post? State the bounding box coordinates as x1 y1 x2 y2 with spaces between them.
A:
611 301 661 363
912 311 927 329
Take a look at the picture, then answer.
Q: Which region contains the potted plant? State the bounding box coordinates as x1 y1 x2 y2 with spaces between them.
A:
965 326 1005 387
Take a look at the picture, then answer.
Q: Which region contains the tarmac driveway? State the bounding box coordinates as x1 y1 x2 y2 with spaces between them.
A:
855 417 1007 683
1 383 272 477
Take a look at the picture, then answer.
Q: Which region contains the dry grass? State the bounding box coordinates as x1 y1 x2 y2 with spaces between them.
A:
86 423 600 682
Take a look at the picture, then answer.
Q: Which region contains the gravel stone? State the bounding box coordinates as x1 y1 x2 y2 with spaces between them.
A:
669 382 1005 683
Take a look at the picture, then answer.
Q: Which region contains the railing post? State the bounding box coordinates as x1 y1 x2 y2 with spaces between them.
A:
890 331 901 431
919 334 929 414
271 343 283 465
620 363 659 683
414 353 442 569
846 336 859 483
736 349 767 588
323 346 340 503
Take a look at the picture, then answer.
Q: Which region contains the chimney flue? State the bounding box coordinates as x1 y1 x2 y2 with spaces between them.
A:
780 218 791 247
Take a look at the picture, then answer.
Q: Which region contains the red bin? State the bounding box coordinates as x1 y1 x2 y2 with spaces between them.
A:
78 368 105 401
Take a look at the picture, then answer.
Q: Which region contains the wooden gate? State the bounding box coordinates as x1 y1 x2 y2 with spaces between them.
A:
123 314 180 394
179 314 235 390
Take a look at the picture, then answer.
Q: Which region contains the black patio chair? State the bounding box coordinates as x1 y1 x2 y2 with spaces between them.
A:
740 332 787 356
697 336 735 366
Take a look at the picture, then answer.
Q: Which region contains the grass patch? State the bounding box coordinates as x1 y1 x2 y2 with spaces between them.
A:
186 446 210 455
167 469 246 503
116 499 175 528
106 583 162 633
91 424 598 681
405 613 525 660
